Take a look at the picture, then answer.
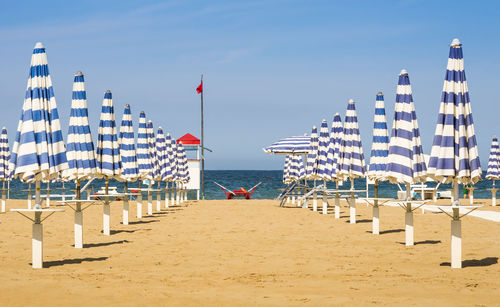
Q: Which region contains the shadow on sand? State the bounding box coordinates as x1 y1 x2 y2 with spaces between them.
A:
127 219 159 225
440 257 498 268
39 257 109 268
79 240 130 248
397 240 441 245
346 219 371 224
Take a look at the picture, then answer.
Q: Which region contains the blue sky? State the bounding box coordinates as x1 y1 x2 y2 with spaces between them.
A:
0 0 498 170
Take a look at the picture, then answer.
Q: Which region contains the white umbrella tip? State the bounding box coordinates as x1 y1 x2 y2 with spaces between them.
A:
34 42 44 49
451 38 461 46
349 99 354 103
400 69 408 75
75 71 83 76
377 91 383 96
105 90 112 94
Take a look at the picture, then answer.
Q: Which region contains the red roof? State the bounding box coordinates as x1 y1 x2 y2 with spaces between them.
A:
177 133 200 145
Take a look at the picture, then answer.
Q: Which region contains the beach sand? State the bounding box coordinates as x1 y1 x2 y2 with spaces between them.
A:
0 198 498 306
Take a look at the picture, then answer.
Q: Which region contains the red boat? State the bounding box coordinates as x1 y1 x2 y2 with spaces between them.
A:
214 181 262 199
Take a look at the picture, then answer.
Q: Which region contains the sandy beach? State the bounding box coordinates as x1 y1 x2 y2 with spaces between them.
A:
0 198 498 306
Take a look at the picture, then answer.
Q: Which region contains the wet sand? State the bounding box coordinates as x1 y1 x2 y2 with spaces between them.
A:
0 198 498 306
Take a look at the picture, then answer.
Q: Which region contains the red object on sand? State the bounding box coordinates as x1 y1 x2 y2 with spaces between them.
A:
196 81 203 94
213 182 262 200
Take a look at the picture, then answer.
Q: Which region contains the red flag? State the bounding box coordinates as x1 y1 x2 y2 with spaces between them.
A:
196 81 203 94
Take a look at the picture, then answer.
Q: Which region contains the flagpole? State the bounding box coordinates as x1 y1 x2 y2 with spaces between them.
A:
200 74 205 199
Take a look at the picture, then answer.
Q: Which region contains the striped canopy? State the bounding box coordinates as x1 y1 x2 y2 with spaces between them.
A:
486 136 500 180
176 142 190 184
385 70 427 184
169 137 178 182
317 120 332 181
427 39 482 184
155 127 169 181
164 133 174 181
147 120 159 181
294 155 306 180
119 104 139 181
0 127 11 180
338 99 366 180
367 92 390 181
137 112 152 180
96 90 122 179
65 71 97 180
283 155 291 184
329 113 343 180
9 42 68 182
305 126 319 180
264 135 310 155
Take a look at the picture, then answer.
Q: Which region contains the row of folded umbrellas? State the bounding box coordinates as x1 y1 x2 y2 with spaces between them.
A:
269 38 496 192
0 42 191 193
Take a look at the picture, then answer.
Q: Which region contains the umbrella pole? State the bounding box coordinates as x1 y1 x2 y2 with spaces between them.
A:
27 183 32 209
335 181 340 219
147 181 153 215
349 178 356 224
313 180 317 211
451 180 462 268
75 179 83 248
33 179 43 268
164 182 169 209
156 181 161 211
322 179 328 214
123 182 129 225
405 182 413 246
373 180 379 234
1 180 5 212
137 181 143 218
492 180 497 206
46 181 50 207
103 178 110 235
176 183 180 205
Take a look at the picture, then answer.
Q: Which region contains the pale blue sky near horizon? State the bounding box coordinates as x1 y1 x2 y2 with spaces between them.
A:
0 0 498 170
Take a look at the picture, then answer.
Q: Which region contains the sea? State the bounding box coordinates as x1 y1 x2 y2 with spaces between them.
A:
2 170 498 200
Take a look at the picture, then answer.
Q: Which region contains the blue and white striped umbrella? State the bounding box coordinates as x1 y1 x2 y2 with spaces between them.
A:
291 155 305 181
317 120 332 181
155 127 168 181
169 137 178 182
385 70 427 184
367 92 390 181
329 113 343 180
264 136 311 155
96 90 122 179
9 42 68 182
486 136 500 181
305 126 319 180
0 128 11 180
65 71 97 181
296 155 306 180
176 142 190 184
283 155 291 184
136 112 152 180
146 120 159 180
164 133 174 181
119 104 139 181
338 99 366 181
427 39 482 184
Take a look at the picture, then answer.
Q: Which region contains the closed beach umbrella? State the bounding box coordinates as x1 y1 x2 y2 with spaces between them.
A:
317 119 332 214
385 69 427 245
296 155 306 180
119 104 138 225
305 126 319 211
485 136 500 206
426 39 482 268
135 111 150 217
9 42 69 268
145 120 157 215
163 133 174 208
169 137 178 205
96 90 122 236
338 99 365 224
176 142 189 203
155 127 168 211
0 127 10 212
65 71 98 247
264 135 311 155
367 92 390 234
329 113 344 218
283 155 291 184
65 72 97 191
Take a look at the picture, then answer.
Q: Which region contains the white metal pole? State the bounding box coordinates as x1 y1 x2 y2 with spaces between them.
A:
313 180 317 211
103 178 110 236
1 181 5 212
373 180 379 234
405 183 413 246
147 181 153 215
137 181 143 218
32 180 43 268
164 182 169 208
123 182 129 225
349 179 356 224
451 180 462 268
75 204 83 248
156 181 161 211
46 181 50 207
28 183 32 209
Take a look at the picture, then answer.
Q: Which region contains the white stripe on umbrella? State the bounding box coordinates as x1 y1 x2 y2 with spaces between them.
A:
119 104 139 182
317 119 332 181
486 136 500 181
137 112 152 180
367 92 390 181
305 126 319 180
338 99 366 181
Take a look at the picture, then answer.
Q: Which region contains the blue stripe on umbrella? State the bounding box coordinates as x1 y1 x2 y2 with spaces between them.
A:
330 113 343 180
176 142 189 184
164 133 174 181
317 120 332 180
305 126 319 180
65 71 97 180
283 155 291 184
136 112 152 180
264 136 310 155
427 39 482 184
385 70 427 184
9 42 68 182
0 128 10 180
486 136 500 180
338 99 366 180
156 127 169 181
147 120 158 180
96 90 122 179
368 92 390 181
119 104 139 181
169 137 178 182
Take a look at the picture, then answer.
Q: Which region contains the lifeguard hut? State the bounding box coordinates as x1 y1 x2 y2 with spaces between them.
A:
177 133 201 200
